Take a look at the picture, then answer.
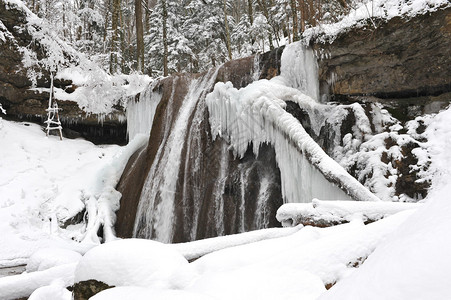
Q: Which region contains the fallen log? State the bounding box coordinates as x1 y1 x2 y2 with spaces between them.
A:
277 199 422 227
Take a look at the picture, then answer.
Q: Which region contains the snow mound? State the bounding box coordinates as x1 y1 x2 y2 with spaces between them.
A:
28 279 71 300
74 239 188 288
26 248 82 272
320 181 451 299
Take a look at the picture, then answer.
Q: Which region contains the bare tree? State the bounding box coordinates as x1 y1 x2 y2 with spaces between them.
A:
223 0 233 60
162 0 168 76
135 0 145 72
110 0 121 73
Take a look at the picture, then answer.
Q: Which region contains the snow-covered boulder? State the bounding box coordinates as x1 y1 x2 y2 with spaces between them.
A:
73 239 189 298
26 248 82 272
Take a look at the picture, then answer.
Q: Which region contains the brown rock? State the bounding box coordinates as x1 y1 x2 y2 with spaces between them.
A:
72 279 114 300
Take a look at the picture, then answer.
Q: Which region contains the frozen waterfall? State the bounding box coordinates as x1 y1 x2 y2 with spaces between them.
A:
133 69 220 243
206 42 380 203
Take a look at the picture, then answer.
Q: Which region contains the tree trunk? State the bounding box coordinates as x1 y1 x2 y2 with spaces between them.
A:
162 0 169 76
247 0 253 25
144 0 150 33
223 0 233 60
290 0 299 41
299 0 305 32
308 0 315 26
110 0 121 74
135 0 145 72
120 8 127 73
256 0 274 50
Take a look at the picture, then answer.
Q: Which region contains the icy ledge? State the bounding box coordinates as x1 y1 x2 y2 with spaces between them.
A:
206 79 380 203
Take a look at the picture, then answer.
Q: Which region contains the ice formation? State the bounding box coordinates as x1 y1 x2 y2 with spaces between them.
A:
126 80 162 140
206 42 380 203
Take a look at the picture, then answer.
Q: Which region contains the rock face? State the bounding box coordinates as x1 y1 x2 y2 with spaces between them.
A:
315 7 451 102
0 1 126 144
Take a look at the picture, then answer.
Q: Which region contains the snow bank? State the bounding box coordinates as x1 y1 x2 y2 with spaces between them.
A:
181 210 413 299
0 119 146 266
320 179 451 299
74 239 188 289
0 263 76 300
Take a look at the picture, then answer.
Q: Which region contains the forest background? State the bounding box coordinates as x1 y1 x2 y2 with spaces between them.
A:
23 0 357 77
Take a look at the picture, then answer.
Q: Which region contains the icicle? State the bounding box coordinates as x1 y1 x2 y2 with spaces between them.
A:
126 80 162 140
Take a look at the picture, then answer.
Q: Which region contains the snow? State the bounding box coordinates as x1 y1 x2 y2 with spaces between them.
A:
74 239 188 289
0 263 76 300
0 119 146 267
26 248 82 272
180 210 413 299
28 279 71 300
315 102 451 300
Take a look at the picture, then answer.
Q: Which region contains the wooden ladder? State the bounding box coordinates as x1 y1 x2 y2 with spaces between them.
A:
44 74 63 140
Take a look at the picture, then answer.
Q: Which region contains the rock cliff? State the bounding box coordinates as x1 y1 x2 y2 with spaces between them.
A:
315 7 451 115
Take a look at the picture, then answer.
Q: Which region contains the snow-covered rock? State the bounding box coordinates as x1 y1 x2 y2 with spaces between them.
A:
74 239 188 289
